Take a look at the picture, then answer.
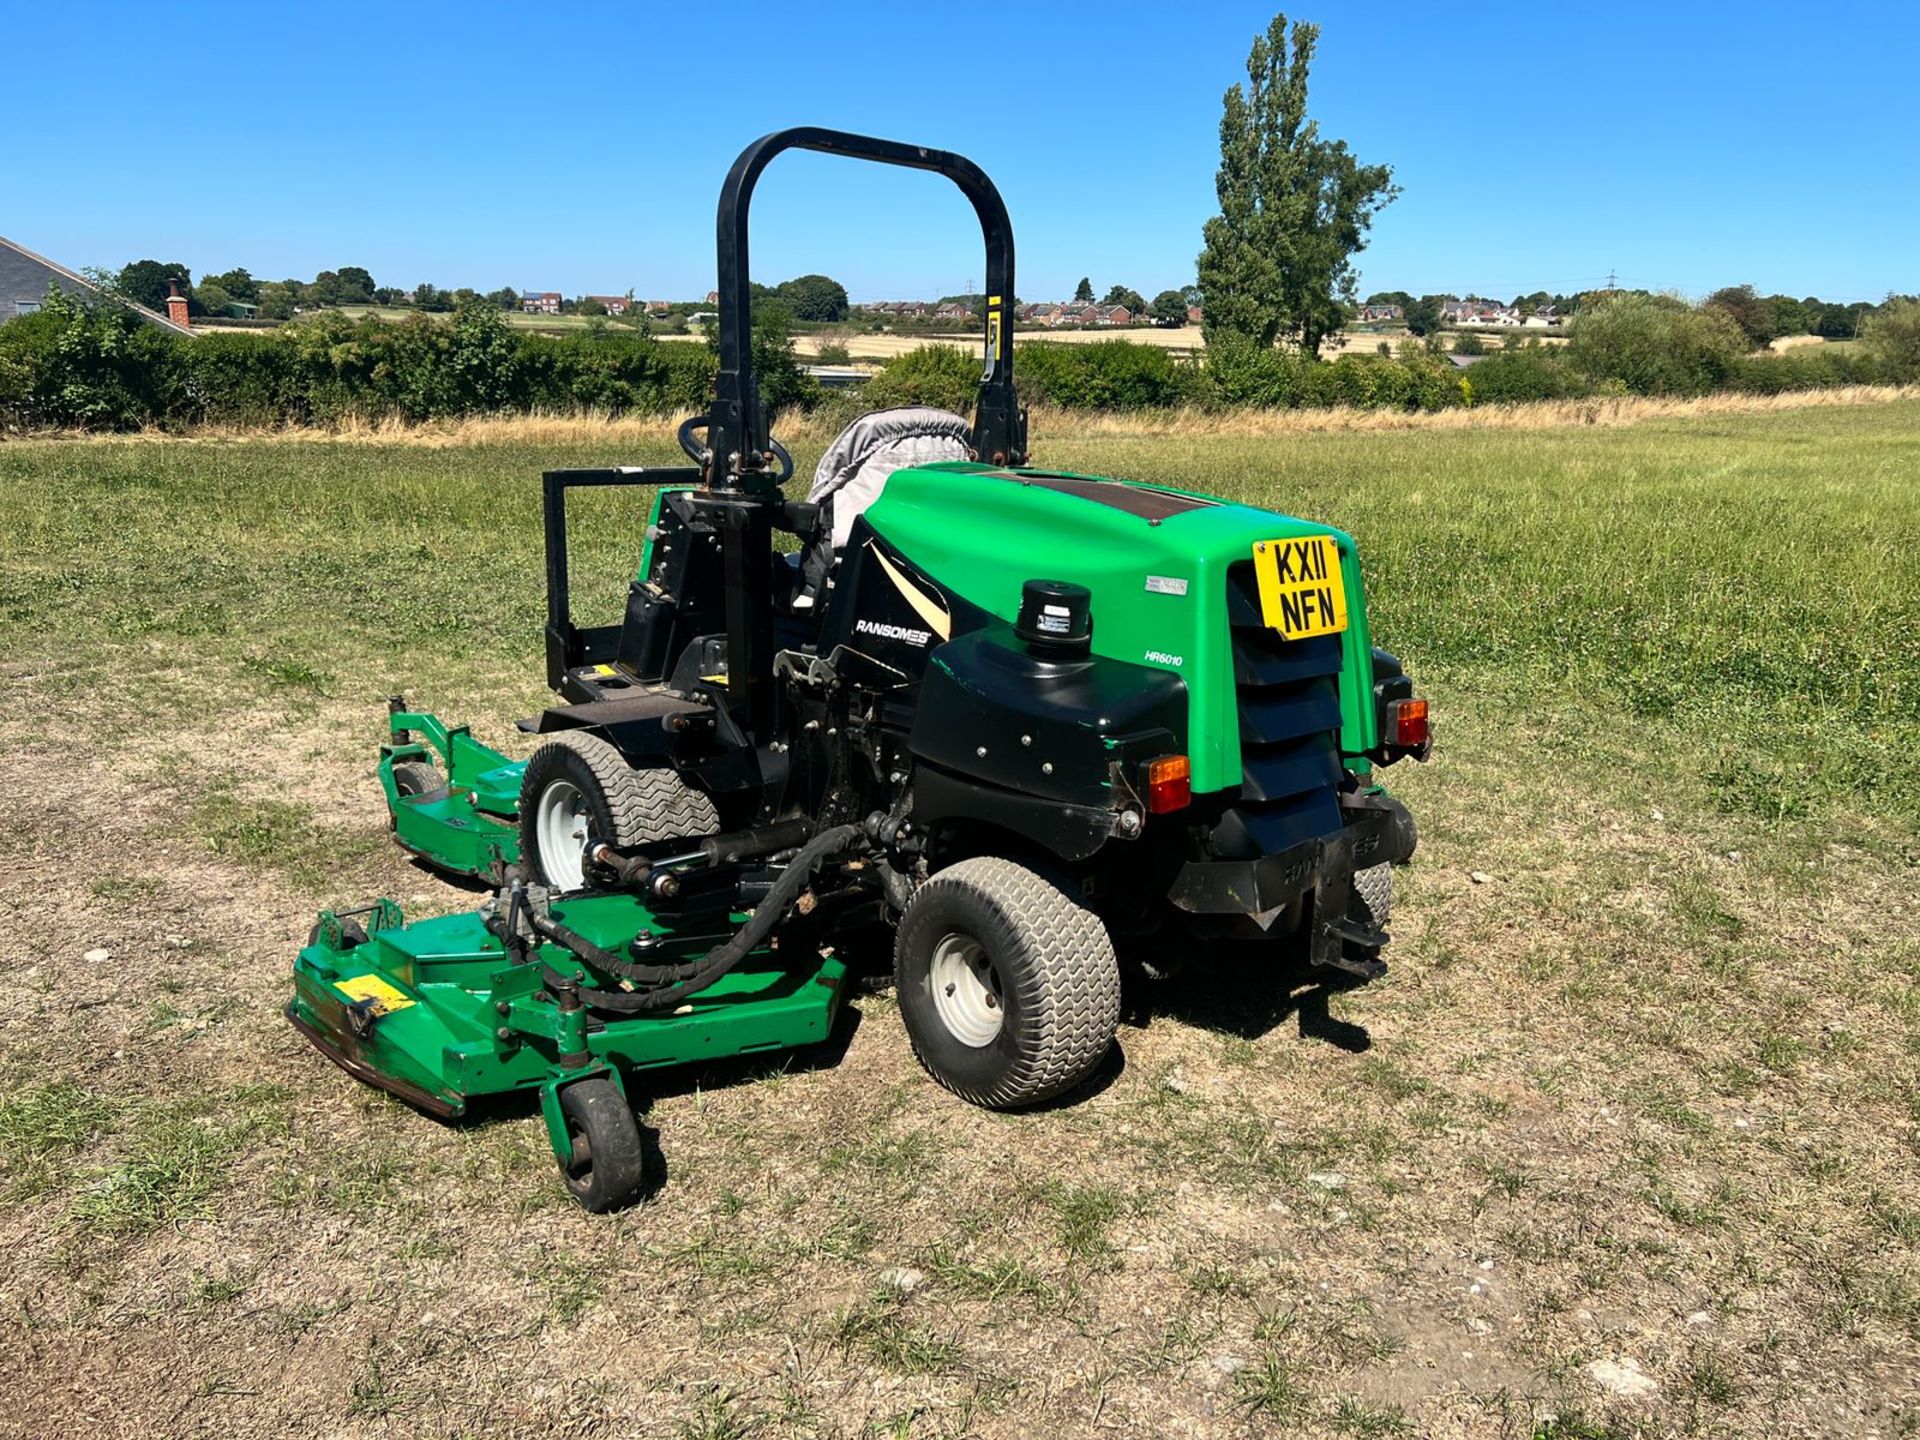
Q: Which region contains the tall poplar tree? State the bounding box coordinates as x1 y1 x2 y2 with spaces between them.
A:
1196 14 1397 356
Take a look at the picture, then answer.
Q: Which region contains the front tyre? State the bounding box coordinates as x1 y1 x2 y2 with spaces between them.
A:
894 857 1121 1109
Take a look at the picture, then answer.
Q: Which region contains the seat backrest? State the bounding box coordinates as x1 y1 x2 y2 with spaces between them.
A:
807 407 973 549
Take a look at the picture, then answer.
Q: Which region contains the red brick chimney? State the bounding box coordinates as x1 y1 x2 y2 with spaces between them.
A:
166 277 190 330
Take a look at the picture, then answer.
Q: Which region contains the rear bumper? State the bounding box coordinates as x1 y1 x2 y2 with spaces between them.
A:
1166 792 1416 975
1167 792 1414 917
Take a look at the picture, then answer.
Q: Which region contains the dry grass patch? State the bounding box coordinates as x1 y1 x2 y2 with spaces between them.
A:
0 408 1916 1436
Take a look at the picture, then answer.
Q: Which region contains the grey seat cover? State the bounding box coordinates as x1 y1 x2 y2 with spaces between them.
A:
807 406 973 549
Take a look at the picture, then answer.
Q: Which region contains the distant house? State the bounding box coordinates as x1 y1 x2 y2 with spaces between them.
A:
587 295 631 316
934 301 974 321
1357 304 1403 323
1187 304 1204 325
644 299 673 316
1443 299 1521 326
0 234 193 335
1099 305 1131 325
705 290 719 305
521 292 563 315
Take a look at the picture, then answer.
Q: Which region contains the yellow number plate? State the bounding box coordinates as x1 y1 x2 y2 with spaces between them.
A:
1252 536 1348 640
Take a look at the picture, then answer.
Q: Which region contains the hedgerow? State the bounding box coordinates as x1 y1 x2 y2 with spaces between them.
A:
0 285 1904 434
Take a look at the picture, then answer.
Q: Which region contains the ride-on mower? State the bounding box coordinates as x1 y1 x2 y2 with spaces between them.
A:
288 127 1429 1212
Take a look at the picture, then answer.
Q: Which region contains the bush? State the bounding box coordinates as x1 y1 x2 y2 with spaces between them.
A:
1722 347 1884 395
1202 337 1461 411
860 344 981 414
1566 294 1746 395
0 295 767 431
814 340 852 365
1459 344 1589 404
1017 340 1199 409
1202 335 1310 407
1861 298 1920 382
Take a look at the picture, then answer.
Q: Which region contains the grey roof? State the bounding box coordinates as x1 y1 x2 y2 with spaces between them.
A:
0 234 194 336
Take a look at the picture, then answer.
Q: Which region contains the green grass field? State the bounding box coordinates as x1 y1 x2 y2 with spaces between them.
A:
1 401 1916 1437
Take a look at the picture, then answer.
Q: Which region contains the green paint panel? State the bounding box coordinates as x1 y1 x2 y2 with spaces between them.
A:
865 462 1379 793
380 712 525 878
289 894 847 1113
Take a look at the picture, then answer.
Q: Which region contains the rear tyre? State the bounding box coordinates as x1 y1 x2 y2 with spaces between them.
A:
557 1077 647 1213
1353 863 1393 931
894 857 1121 1109
518 731 719 890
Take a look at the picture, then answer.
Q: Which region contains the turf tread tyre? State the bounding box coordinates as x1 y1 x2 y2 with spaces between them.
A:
1353 862 1392 930
557 1077 647 1213
391 760 444 799
895 856 1120 1109
519 731 718 885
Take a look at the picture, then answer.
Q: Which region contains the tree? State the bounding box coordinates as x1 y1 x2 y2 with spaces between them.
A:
774 273 850 322
485 287 519 310
1703 284 1774 350
204 267 258 302
577 296 608 317
413 283 452 313
1765 293 1810 339
1861 298 1920 382
1101 284 1147 314
1151 289 1190 325
256 281 298 320
196 281 234 315
1196 13 1398 356
1403 294 1445 337
116 259 192 313
1073 276 1094 303
335 266 376 303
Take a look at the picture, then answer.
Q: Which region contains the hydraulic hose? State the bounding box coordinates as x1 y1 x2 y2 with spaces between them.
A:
540 824 864 1015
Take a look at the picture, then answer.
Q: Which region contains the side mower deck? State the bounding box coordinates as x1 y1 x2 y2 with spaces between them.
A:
289 893 848 1169
380 705 525 881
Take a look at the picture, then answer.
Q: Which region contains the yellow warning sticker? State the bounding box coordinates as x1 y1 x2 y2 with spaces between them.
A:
986 295 1003 362
592 663 617 676
335 974 415 1015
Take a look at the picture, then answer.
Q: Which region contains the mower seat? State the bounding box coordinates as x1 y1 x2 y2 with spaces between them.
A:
792 407 972 613
807 406 974 549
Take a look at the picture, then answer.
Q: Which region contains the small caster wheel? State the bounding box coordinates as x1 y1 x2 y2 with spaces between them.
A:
557 1077 647 1213
392 760 445 799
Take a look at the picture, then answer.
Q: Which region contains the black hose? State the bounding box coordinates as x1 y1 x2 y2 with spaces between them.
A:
542 824 865 1015
529 911 711 985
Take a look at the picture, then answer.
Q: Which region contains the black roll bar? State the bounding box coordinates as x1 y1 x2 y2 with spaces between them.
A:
707 127 1024 489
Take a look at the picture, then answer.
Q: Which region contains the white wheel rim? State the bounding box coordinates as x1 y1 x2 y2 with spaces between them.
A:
929 931 1004 1047
535 780 591 890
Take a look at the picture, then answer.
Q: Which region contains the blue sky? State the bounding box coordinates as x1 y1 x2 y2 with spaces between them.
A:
9 0 1914 304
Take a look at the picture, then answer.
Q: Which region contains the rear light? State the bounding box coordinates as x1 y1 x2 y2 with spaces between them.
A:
1385 697 1429 750
1143 754 1192 814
